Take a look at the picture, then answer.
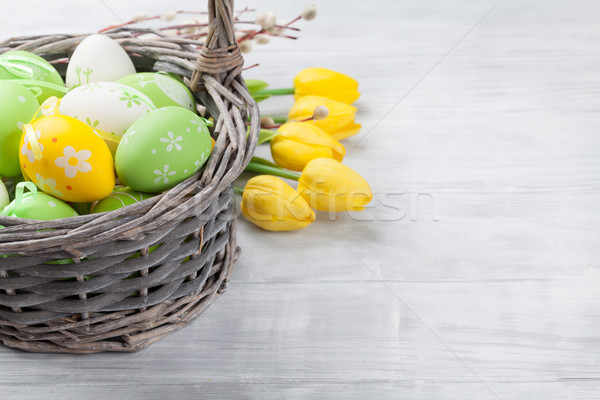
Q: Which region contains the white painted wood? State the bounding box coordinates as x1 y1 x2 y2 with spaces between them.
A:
2 0 600 398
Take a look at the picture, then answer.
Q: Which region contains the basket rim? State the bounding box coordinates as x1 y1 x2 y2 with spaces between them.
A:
0 9 260 253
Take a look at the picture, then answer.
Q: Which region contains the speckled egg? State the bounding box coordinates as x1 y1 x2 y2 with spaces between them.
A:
0 80 40 177
59 82 156 138
19 115 115 202
0 51 66 103
91 187 155 213
117 73 196 111
1 182 78 220
115 106 212 193
66 34 136 90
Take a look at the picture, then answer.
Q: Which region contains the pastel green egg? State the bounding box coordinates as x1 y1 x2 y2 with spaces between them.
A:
0 51 66 103
91 187 155 213
0 182 78 220
0 180 9 209
115 107 212 193
117 73 196 111
0 80 40 177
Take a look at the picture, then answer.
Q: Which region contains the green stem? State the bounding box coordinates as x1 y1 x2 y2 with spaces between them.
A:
253 87 295 96
261 115 288 124
233 186 244 196
245 161 301 181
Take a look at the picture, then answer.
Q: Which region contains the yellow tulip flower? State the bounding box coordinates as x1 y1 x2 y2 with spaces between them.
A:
294 67 360 104
270 122 345 172
241 175 316 231
288 96 361 141
298 158 372 212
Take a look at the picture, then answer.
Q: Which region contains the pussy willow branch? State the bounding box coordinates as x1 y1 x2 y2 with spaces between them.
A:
98 8 304 46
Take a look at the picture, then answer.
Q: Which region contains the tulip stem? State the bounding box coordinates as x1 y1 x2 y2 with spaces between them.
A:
233 186 244 196
245 161 301 181
253 88 295 96
271 116 288 124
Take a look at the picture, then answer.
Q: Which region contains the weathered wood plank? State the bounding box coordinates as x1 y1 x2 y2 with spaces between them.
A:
1 0 600 398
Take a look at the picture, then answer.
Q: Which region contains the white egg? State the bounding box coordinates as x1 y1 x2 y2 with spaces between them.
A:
59 82 156 137
66 34 136 90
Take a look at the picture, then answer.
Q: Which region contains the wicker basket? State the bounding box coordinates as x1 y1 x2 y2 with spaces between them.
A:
0 0 259 353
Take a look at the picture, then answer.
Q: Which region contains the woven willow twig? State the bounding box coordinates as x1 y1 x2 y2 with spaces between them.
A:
0 0 258 353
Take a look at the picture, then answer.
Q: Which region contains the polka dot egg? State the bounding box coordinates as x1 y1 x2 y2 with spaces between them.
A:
115 106 212 193
19 115 115 202
0 80 40 177
0 182 78 220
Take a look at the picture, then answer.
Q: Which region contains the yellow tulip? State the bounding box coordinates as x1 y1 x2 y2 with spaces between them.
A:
288 96 361 141
241 175 316 231
270 122 345 172
298 158 372 212
294 67 360 104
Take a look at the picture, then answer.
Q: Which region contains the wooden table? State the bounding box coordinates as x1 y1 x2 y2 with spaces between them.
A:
1 0 599 398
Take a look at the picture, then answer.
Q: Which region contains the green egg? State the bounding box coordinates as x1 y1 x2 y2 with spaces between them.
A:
0 180 9 209
71 202 92 215
0 51 66 103
0 81 40 177
1 182 78 220
91 187 154 213
117 73 196 111
115 106 212 193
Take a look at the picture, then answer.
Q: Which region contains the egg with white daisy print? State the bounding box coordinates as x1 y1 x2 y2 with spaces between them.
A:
18 115 115 202
59 82 156 138
115 106 212 193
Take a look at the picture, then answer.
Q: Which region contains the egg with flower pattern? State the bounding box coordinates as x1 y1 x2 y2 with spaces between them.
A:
59 82 156 138
18 115 115 202
115 106 212 193
117 73 196 111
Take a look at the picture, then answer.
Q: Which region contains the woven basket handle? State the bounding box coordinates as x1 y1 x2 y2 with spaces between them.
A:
190 0 243 87
188 0 260 187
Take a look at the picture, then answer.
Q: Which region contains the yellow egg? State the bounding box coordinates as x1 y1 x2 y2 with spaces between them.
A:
30 97 121 157
19 115 115 202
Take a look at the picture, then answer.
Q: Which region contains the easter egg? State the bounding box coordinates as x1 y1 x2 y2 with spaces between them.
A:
0 51 66 103
115 107 212 193
0 180 9 209
91 187 154 213
117 73 196 111
0 81 40 177
71 202 92 216
59 82 156 138
31 96 121 155
1 182 78 220
66 34 136 90
19 115 115 202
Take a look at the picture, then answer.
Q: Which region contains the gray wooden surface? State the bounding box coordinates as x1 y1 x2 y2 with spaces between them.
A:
2 0 600 398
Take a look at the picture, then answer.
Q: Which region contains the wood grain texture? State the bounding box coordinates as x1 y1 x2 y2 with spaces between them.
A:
2 0 600 398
